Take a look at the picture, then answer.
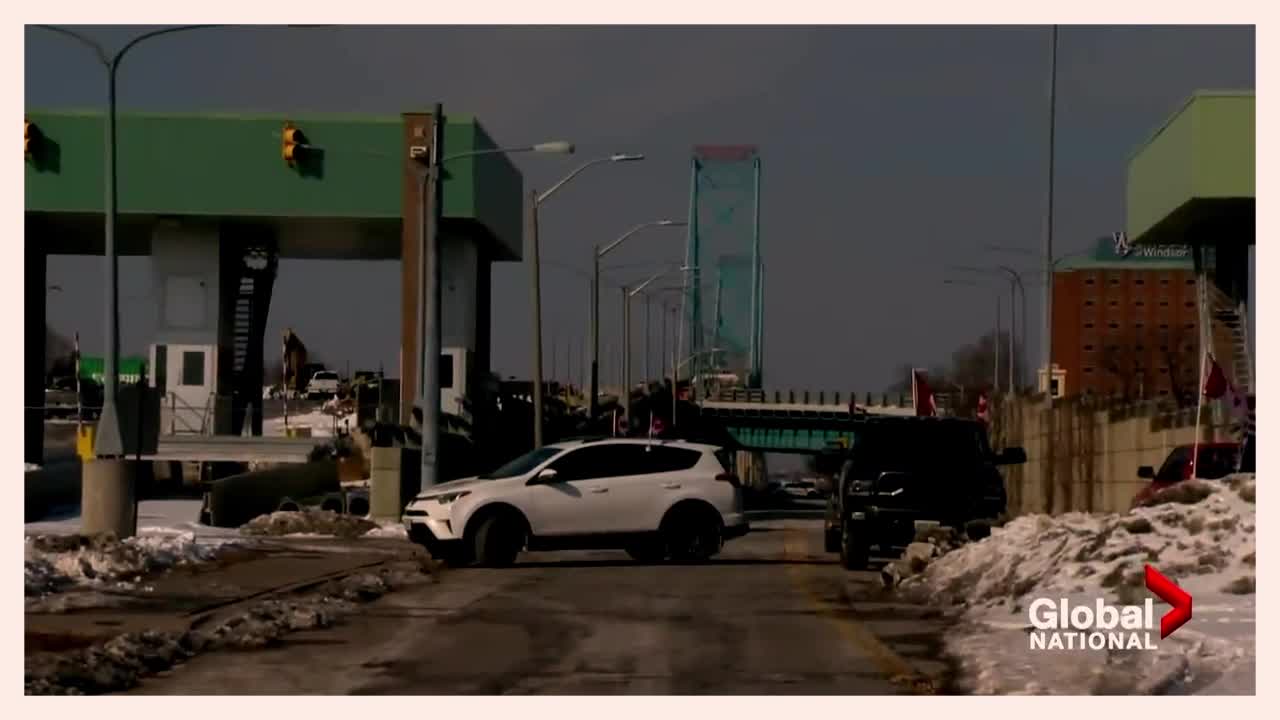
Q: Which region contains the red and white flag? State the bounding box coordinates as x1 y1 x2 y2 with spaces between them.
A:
1203 354 1250 424
912 369 937 417
976 391 990 425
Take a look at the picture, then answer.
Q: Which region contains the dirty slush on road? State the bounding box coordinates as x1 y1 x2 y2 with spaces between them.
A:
25 513 434 696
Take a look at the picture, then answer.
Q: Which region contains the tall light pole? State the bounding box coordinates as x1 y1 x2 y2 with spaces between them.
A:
590 219 686 418
624 266 695 428
529 153 643 448
948 264 1025 393
943 279 1002 393
32 25 223 461
1042 24 1060 514
414 113 572 492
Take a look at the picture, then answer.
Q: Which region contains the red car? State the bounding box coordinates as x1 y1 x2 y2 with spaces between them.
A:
1131 442 1241 507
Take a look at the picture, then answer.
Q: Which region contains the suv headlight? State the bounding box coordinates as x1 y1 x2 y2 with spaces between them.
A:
433 490 471 505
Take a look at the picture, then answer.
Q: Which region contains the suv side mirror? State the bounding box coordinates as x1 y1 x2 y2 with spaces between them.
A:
1137 466 1155 480
528 468 560 485
993 447 1027 465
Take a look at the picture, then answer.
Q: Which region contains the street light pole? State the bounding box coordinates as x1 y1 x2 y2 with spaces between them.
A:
622 286 631 429
1042 24 1060 513
414 121 572 492
530 153 642 448
589 219 686 418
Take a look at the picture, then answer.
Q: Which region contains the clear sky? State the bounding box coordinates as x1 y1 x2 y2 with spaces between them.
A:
26 25 1255 393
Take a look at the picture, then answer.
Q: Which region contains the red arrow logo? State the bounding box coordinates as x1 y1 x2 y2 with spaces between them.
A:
1145 564 1192 639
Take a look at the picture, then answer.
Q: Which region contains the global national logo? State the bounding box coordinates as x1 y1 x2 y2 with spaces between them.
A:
1027 565 1192 651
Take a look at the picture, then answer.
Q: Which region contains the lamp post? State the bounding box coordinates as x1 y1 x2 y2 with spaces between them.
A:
590 220 686 418
623 266 696 428
413 108 571 492
943 279 1002 393
32 24 225 460
529 153 643 448
948 264 1025 393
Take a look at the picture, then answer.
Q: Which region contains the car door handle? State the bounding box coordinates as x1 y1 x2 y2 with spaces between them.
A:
661 482 681 489
590 487 610 494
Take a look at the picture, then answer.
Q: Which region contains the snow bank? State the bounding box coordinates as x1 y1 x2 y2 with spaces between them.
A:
25 532 231 598
26 463 41 473
902 475 1256 695
239 510 386 540
26 567 426 695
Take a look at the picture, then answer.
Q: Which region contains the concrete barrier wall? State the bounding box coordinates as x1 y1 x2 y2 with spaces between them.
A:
992 397 1231 516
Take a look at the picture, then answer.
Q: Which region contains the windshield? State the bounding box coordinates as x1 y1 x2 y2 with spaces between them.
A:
314 372 337 380
848 423 985 476
480 446 564 479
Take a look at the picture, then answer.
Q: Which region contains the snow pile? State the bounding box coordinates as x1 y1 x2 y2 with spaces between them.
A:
239 510 380 540
25 532 230 598
26 567 425 695
902 475 1256 695
26 463 41 473
365 523 409 540
263 408 355 438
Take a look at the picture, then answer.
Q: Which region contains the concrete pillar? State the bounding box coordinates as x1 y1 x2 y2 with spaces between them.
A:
369 446 404 521
81 459 137 537
26 244 46 465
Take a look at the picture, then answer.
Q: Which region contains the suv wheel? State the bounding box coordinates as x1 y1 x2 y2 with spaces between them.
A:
473 513 524 568
839 518 869 571
664 506 722 563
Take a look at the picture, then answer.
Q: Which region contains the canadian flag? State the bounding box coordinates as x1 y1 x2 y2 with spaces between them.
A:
1203 354 1250 424
912 369 937 417
976 391 990 424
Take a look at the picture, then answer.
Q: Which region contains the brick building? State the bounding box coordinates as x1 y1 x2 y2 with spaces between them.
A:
1049 236 1201 402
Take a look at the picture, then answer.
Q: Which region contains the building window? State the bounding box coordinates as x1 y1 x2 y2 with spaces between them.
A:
1160 300 1170 307
1109 277 1121 286
1108 322 1120 330
1135 344 1145 352
180 351 205 387
1085 276 1097 285
1159 389 1170 396
1135 278 1146 285
1084 299 1096 307
1186 278 1196 286
1185 344 1195 353
1109 300 1119 307
1084 322 1095 329
1159 367 1170 374
1135 300 1145 308
1184 323 1195 330
1159 323 1169 330
1083 367 1095 374
1185 301 1195 309
1160 345 1169 352
1160 277 1171 286
1083 344 1095 352
1134 322 1145 330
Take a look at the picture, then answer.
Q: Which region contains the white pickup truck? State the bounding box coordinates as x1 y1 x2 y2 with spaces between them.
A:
305 370 341 399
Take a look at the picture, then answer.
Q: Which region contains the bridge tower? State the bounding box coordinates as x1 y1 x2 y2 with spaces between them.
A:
685 145 763 390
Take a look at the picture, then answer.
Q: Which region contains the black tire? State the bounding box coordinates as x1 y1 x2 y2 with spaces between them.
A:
664 505 723 562
473 513 524 568
625 540 667 564
839 519 869 571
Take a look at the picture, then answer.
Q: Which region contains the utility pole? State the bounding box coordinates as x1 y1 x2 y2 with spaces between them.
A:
419 103 445 493
622 285 631 430
529 188 545 448
1042 25 1059 512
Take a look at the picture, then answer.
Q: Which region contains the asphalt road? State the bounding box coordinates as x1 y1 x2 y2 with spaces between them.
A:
129 519 953 695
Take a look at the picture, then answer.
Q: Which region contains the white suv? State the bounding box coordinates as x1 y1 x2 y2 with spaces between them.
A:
305 370 340 399
402 438 749 567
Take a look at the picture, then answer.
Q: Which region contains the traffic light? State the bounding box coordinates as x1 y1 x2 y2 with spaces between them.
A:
282 122 304 166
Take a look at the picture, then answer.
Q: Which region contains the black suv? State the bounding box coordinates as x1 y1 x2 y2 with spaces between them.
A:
822 416 1026 570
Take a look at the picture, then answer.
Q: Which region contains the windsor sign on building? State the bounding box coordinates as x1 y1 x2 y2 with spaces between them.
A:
1110 232 1191 261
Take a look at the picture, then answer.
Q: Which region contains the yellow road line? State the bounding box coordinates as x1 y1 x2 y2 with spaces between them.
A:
781 525 937 694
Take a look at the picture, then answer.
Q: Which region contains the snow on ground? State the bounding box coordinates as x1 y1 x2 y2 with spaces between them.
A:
902 475 1256 695
262 406 357 438
26 463 41 472
25 531 231 599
